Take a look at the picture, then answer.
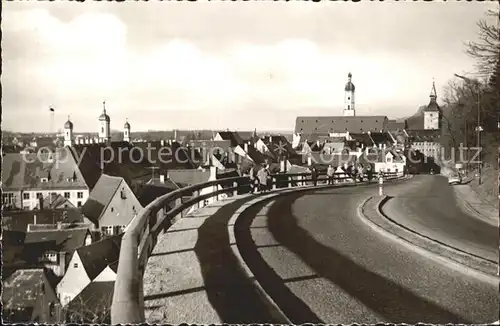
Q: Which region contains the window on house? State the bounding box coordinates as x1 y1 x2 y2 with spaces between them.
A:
64 192 70 199
111 207 114 212
73 263 78 268
120 190 126 199
37 192 43 199
23 193 30 200
101 127 104 133
77 201 82 207
77 192 83 199
101 226 114 236
348 105 350 110
49 302 55 317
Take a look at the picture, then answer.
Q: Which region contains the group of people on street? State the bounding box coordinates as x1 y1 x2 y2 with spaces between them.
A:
248 164 271 193
246 163 381 193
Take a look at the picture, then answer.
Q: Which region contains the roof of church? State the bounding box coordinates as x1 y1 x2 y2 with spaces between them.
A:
295 116 388 134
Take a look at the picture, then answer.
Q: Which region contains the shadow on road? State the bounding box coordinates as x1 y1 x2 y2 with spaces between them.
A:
234 194 324 324
266 191 472 324
193 195 282 324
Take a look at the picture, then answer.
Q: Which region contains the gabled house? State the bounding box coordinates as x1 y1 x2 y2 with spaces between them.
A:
23 225 93 277
81 174 142 236
255 135 296 161
56 234 122 307
2 149 91 210
358 148 406 173
2 268 61 323
42 193 75 209
213 131 244 147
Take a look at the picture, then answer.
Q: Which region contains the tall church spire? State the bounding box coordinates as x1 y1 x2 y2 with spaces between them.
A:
343 72 356 116
430 78 437 99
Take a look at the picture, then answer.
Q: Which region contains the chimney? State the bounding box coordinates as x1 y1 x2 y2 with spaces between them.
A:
268 135 272 143
58 252 66 277
316 140 320 147
244 142 249 152
161 139 165 146
174 129 178 140
159 174 165 183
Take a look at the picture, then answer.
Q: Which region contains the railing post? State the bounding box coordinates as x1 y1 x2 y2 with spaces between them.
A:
288 175 292 188
272 177 277 190
175 197 183 218
233 181 238 196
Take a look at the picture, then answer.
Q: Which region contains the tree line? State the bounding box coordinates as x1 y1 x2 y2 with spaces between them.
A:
441 4 500 167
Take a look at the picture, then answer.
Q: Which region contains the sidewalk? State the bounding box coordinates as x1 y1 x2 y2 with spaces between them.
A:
453 184 498 227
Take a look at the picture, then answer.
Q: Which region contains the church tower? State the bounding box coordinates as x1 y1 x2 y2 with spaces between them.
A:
344 72 355 117
424 81 440 130
124 119 131 143
98 101 111 143
64 116 74 147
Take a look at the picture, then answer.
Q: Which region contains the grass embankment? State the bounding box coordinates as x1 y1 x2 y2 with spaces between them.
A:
469 164 499 209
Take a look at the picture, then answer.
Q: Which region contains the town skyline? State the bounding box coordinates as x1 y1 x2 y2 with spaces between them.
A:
3 1 497 133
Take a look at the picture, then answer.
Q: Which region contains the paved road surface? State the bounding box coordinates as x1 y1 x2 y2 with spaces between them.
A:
235 177 499 324
382 175 498 262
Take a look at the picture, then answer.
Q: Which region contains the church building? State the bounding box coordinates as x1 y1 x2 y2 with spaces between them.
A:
63 102 132 146
295 73 390 136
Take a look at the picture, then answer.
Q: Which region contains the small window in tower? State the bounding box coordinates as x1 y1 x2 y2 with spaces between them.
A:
102 127 104 133
348 105 350 110
348 97 351 100
316 120 318 123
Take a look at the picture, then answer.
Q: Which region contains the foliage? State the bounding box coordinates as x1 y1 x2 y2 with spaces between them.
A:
441 4 500 167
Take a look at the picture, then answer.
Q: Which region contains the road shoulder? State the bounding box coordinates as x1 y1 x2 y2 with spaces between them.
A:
358 196 498 284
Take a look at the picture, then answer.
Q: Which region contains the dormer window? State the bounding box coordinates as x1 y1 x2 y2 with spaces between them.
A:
41 178 48 183
120 189 127 199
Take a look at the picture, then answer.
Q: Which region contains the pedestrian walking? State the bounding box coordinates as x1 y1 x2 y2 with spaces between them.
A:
311 166 318 186
249 166 257 193
257 165 269 193
327 165 335 185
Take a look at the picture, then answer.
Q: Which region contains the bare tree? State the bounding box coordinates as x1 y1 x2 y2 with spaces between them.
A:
466 4 500 78
64 289 113 324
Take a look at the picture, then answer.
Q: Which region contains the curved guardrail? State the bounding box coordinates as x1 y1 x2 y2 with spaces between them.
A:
111 170 400 323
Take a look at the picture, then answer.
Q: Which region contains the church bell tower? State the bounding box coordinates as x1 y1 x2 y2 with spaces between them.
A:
344 72 356 117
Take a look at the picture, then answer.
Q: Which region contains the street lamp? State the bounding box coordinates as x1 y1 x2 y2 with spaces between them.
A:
454 73 482 185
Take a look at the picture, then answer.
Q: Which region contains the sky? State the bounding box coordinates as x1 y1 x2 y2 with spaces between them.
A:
2 1 497 133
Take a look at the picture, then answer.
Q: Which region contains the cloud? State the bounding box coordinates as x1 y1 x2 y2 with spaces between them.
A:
2 2 498 132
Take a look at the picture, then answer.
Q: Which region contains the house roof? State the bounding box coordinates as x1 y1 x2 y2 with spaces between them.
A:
407 129 441 142
215 131 244 147
167 169 211 186
309 153 357 167
348 133 374 145
295 116 388 134
43 193 75 209
2 150 89 191
81 174 123 224
387 119 407 131
24 227 90 255
368 132 394 145
235 131 257 142
75 233 123 281
66 281 115 323
322 142 345 153
134 181 179 207
358 148 405 165
2 209 85 232
2 268 53 310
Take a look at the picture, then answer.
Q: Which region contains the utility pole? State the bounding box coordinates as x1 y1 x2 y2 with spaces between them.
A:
454 73 482 184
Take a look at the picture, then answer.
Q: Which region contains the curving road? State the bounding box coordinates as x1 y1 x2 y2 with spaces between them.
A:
235 177 499 324
381 175 498 262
